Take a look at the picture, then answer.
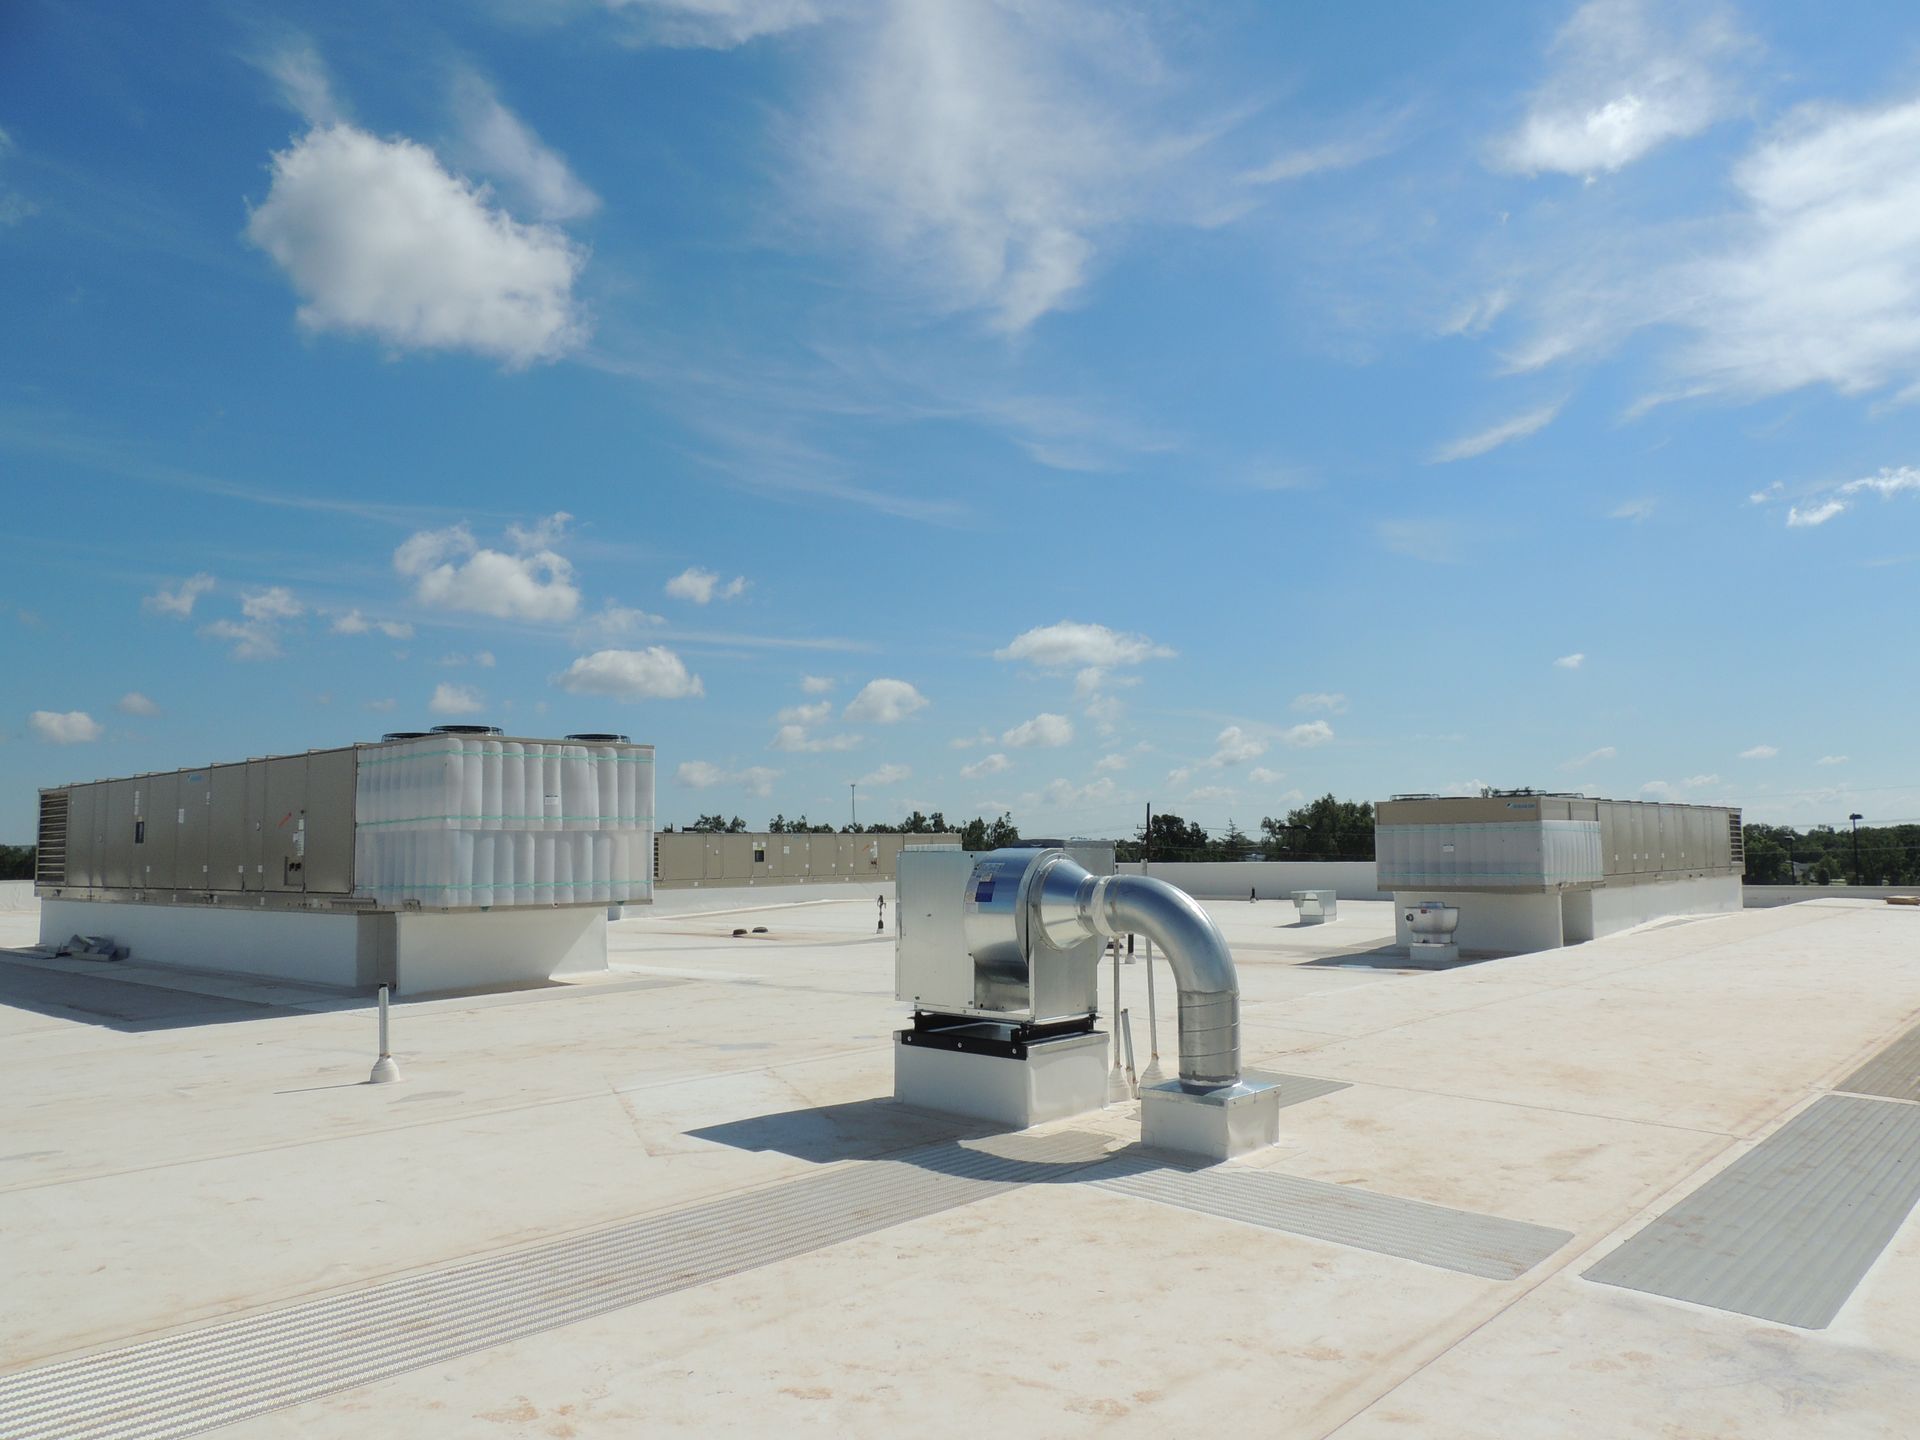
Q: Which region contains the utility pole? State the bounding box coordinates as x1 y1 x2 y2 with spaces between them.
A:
1850 813 1864 883
850 782 858 830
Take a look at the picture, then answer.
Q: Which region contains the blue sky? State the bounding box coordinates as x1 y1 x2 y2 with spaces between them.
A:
3 0 1917 842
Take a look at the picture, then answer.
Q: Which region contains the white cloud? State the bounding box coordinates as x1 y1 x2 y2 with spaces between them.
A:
1039 775 1117 810
365 697 397 712
961 752 1012 780
777 700 833 726
1291 692 1348 714
260 37 344 126
1430 402 1561 463
1782 467 1920 529
586 603 665 635
600 0 828 48
0 128 31 228
771 724 862 753
332 610 413 639
240 586 304 622
1165 766 1193 785
1083 692 1126 736
1682 773 1721 788
1093 753 1129 774
800 674 835 694
1279 721 1334 748
1208 726 1267 767
1188 785 1234 802
1498 0 1746 177
844 678 928 725
451 71 600 222
1611 498 1657 521
858 762 910 787
1563 745 1618 769
557 646 705 700
395 515 580 622
1003 713 1073 749
1787 499 1846 528
1739 744 1778 759
949 731 995 750
676 760 779 797
1247 766 1286 784
795 3 1206 331
664 566 750 604
1817 755 1848 766
1442 288 1513 337
429 682 485 717
1522 99 1920 403
1555 652 1587 669
995 620 1174 670
30 709 102 743
116 692 159 717
1241 126 1400 186
245 124 587 366
201 618 284 661
144 574 215 618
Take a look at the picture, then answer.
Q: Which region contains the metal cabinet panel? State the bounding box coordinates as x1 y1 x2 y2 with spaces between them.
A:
304 749 356 895
242 760 270 891
176 769 211 889
263 755 308 892
140 771 178 889
63 784 97 890
208 763 250 891
102 779 137 889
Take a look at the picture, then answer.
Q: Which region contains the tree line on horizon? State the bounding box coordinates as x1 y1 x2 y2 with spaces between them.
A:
666 794 1381 863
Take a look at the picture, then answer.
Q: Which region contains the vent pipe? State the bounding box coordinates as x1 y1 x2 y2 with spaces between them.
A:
1029 855 1240 1089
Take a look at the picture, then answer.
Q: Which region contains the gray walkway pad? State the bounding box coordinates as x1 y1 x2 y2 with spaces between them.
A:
1585 1094 1920 1328
0 1131 1111 1440
1095 1163 1571 1280
1837 1022 1920 1103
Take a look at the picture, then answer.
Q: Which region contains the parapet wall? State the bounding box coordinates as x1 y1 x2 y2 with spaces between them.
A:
1115 860 1383 901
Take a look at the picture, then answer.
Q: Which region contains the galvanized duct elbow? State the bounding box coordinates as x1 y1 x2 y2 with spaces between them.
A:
1031 859 1241 1090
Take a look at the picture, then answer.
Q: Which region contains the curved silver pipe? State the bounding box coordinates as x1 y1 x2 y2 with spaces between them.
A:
1031 857 1241 1090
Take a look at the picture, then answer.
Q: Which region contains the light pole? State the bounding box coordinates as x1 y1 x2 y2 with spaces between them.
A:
1850 813 1864 884
850 782 858 830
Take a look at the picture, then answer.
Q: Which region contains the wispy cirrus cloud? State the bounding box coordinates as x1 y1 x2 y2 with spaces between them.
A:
450 70 601 222
789 2 1239 332
1497 0 1749 178
1430 402 1562 463
676 759 779 796
1504 96 1920 410
1779 466 1920 528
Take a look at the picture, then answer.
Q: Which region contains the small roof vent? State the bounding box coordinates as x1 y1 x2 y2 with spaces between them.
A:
430 724 503 736
565 732 631 743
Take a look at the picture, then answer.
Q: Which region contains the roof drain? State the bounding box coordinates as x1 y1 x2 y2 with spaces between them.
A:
1029 856 1240 1090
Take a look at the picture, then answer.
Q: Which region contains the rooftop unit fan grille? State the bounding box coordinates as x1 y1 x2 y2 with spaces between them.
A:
35 790 69 886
